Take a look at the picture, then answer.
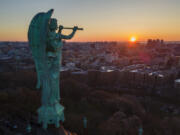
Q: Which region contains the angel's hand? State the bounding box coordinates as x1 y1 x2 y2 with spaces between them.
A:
73 26 78 31
59 25 63 31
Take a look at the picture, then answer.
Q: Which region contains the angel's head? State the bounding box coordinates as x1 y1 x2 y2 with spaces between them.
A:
49 18 58 31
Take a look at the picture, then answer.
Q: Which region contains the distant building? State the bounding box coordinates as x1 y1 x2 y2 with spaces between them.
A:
147 39 164 48
173 46 180 56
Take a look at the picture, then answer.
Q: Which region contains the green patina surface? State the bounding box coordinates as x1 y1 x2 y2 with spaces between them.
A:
28 9 79 129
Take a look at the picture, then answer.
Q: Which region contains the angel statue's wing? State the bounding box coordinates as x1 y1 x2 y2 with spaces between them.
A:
28 9 54 89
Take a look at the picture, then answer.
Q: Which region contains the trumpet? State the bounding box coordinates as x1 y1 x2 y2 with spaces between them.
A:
59 25 83 31
63 27 83 30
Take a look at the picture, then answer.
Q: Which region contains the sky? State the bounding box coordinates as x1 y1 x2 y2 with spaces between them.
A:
0 0 179 42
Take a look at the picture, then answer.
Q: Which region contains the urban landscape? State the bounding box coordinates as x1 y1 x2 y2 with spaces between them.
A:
0 40 180 135
0 0 180 135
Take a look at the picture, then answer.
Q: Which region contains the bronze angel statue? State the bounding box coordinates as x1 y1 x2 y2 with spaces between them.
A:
28 9 83 129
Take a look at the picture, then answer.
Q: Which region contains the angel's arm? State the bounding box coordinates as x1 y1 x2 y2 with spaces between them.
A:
58 26 78 40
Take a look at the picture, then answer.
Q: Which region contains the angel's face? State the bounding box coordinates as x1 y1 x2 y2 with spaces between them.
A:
49 18 58 31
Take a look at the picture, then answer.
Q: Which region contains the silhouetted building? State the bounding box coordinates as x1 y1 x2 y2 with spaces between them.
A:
147 39 164 48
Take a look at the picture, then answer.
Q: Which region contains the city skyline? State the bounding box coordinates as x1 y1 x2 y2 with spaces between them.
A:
0 0 179 42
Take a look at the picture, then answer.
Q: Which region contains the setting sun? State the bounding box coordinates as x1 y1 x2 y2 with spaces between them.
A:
130 37 136 42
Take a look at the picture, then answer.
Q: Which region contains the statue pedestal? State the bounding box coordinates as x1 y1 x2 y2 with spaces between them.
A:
38 103 65 129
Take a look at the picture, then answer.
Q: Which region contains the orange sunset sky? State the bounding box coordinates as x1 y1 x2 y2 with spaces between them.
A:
0 0 179 42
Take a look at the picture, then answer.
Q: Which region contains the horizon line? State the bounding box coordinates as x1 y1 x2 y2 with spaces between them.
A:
0 40 180 43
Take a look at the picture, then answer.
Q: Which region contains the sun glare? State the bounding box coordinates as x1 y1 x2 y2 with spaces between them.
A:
130 37 136 42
